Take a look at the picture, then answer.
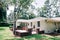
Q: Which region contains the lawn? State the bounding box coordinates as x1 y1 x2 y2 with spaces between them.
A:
0 27 60 40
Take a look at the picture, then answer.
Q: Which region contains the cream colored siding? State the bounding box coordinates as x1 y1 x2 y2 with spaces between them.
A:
44 22 56 33
35 21 38 28
40 20 46 31
28 22 31 28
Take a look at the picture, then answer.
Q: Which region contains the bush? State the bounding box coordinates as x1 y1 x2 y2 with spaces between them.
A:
0 23 9 27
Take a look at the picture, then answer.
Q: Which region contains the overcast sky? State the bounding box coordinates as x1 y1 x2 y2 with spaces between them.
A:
7 0 46 16
32 0 46 8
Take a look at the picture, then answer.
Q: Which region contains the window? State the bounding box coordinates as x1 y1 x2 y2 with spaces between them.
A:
37 21 40 27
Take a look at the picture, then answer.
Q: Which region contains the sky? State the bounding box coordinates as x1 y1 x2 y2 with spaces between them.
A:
32 0 46 8
7 5 15 16
7 0 46 16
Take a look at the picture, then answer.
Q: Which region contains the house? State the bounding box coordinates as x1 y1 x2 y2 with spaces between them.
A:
16 17 60 34
45 17 60 33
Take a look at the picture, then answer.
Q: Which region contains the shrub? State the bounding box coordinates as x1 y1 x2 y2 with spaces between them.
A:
0 23 9 27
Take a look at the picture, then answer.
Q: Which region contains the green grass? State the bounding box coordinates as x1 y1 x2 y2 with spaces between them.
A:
0 27 60 40
0 27 5 30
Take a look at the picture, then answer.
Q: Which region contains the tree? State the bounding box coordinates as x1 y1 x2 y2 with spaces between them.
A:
0 1 6 23
11 0 34 34
40 0 52 18
37 0 50 18
11 0 36 20
29 13 36 19
38 0 60 18
37 7 48 17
